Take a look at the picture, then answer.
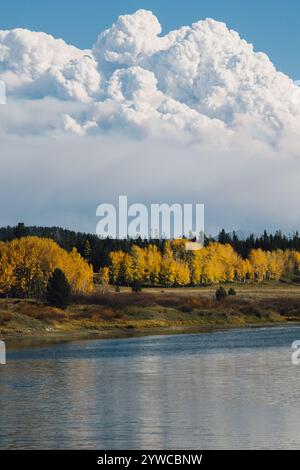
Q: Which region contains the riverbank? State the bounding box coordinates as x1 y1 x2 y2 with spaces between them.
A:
3 325 300 449
1 285 300 343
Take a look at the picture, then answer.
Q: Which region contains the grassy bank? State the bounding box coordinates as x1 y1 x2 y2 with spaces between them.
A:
1 283 300 341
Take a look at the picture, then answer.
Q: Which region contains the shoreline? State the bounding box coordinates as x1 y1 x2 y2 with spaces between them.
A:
4 321 300 350
2 286 300 348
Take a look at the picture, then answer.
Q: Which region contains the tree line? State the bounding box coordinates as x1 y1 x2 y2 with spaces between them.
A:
105 239 300 287
0 223 165 271
0 231 300 300
215 229 300 258
1 224 300 270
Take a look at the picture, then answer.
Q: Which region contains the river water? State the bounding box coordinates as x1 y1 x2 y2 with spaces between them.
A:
1 326 300 449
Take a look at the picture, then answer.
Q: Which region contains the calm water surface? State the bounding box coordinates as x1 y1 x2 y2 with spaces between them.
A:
1 326 300 449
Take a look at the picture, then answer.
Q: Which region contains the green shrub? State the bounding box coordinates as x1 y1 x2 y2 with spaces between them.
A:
46 268 71 310
215 286 227 301
131 281 142 293
228 288 236 296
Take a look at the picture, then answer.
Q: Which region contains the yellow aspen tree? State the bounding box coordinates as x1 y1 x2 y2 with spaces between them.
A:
237 258 252 282
123 253 133 285
130 245 146 283
174 260 190 286
144 245 161 286
188 250 204 285
0 242 14 293
266 250 285 280
3 237 93 298
109 251 125 285
160 243 177 287
249 249 268 283
99 266 110 292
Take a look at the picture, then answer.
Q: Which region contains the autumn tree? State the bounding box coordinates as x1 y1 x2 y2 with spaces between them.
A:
249 249 268 282
174 260 190 286
99 266 110 292
130 245 146 284
106 241 300 287
0 237 93 298
144 245 161 286
160 241 177 286
109 251 125 285
0 242 13 295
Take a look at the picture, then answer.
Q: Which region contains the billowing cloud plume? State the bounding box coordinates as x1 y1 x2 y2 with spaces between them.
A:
0 27 101 102
93 9 163 67
1 10 300 233
0 9 300 145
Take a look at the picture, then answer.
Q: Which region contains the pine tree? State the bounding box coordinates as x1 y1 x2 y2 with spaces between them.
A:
15 222 27 239
46 268 71 309
215 286 227 301
131 280 142 292
84 239 92 262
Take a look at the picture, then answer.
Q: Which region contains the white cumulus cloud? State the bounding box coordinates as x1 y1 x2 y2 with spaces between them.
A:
1 9 300 233
93 9 163 67
0 8 299 145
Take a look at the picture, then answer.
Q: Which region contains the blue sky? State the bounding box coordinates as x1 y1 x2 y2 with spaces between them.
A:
1 0 299 79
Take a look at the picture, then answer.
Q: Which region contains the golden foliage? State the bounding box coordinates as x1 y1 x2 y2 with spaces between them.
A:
107 241 300 287
0 236 93 298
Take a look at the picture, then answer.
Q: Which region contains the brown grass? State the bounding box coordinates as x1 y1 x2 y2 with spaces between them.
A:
2 286 300 338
